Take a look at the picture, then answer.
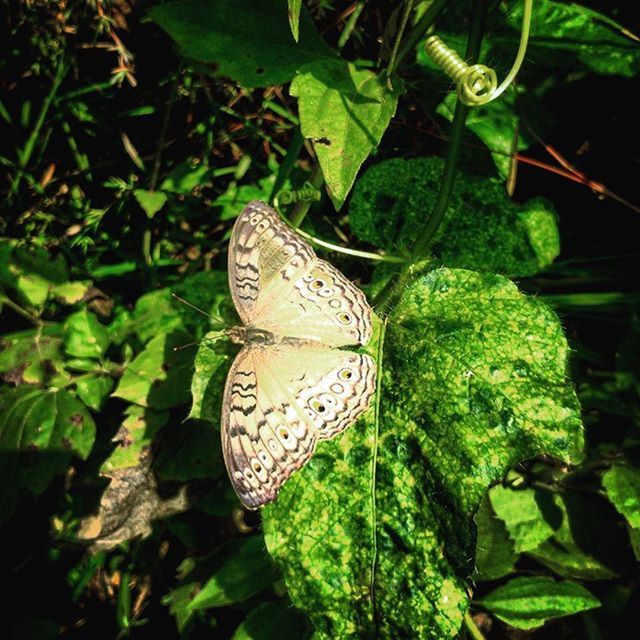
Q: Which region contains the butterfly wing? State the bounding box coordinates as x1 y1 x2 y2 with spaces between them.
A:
228 201 315 326
228 201 372 347
221 345 376 509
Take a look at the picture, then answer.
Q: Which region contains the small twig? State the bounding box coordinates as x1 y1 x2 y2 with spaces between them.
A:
386 0 415 87
464 612 487 640
0 295 42 326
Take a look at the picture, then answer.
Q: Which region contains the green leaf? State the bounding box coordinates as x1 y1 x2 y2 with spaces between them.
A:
474 493 518 581
167 537 276 628
0 242 68 306
291 61 399 209
489 486 559 553
160 162 211 194
528 491 633 580
74 373 114 411
502 0 640 78
0 325 69 386
602 463 640 529
287 0 302 42
350 157 560 277
232 600 308 640
0 386 96 499
155 419 223 481
133 189 168 219
132 271 228 344
189 331 231 422
51 281 90 304
477 576 600 630
101 406 169 473
112 332 194 409
262 268 583 637
63 309 111 359
150 0 336 88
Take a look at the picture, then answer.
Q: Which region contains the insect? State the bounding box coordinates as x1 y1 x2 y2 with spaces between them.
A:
222 201 376 509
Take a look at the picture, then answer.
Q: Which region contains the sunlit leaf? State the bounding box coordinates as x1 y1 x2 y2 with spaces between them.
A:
602 463 640 529
291 60 399 209
0 325 69 386
477 576 600 630
101 405 169 473
287 0 302 43
262 268 583 637
74 373 114 411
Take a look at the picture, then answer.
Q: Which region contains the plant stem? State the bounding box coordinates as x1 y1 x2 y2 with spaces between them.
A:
0 295 42 326
269 127 304 204
373 0 489 311
464 612 487 640
10 59 67 199
386 0 415 88
395 0 449 71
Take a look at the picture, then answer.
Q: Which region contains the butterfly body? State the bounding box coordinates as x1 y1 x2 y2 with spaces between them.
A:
222 201 376 509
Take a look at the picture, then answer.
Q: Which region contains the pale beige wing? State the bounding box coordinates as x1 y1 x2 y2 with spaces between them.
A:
228 201 373 347
221 345 376 509
228 201 315 325
262 259 372 346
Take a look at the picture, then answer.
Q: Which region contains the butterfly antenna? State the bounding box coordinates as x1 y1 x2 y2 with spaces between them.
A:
170 292 217 319
173 331 227 352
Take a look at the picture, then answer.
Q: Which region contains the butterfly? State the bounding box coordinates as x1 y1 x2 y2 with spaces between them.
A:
221 201 376 509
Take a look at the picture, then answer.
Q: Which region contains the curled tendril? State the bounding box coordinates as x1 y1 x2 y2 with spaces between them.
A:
424 0 532 107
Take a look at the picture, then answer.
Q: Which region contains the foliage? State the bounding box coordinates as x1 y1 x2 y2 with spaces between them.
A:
1 1 638 639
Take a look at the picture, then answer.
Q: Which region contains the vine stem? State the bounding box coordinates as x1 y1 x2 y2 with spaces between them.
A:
464 613 487 640
373 0 489 311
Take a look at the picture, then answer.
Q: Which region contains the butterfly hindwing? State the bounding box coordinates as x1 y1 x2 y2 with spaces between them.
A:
221 346 376 509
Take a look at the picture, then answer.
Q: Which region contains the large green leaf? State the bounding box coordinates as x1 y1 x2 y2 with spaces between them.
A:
132 271 228 344
349 157 559 277
476 576 600 630
150 0 336 88
291 61 399 209
0 385 96 517
262 268 583 638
